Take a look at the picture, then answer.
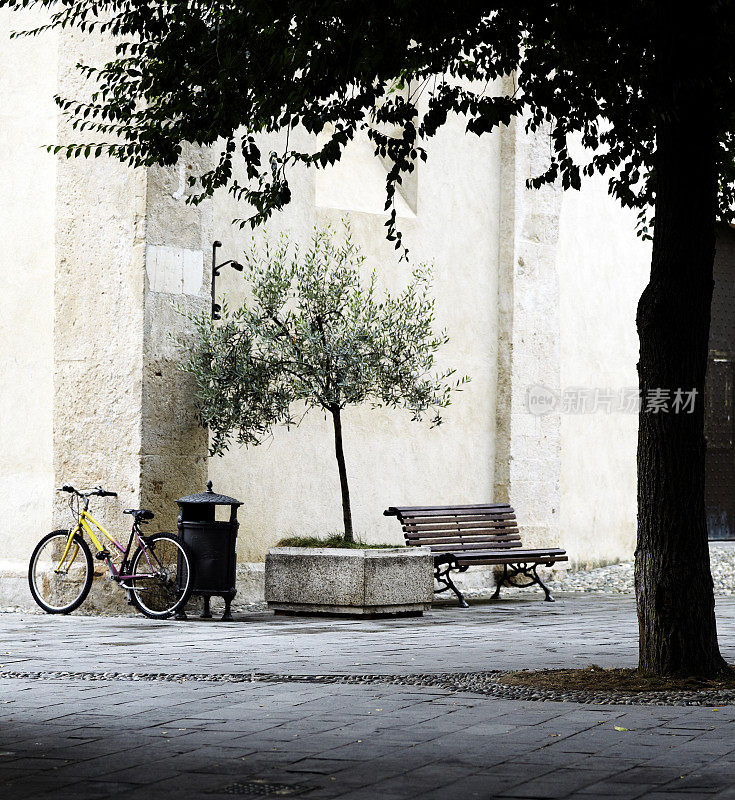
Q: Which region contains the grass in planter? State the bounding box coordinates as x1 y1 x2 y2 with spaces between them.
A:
275 534 402 549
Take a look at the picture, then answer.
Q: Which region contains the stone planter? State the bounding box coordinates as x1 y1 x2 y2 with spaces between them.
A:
265 547 433 617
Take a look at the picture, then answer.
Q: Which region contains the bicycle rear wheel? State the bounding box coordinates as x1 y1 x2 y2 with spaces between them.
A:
128 533 193 619
28 530 93 614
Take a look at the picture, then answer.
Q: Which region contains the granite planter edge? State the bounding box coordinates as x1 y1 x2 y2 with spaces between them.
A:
265 546 433 617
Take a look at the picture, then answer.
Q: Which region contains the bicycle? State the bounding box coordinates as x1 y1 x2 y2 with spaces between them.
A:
28 485 194 619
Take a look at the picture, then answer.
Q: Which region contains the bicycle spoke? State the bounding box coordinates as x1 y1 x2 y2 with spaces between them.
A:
29 533 92 613
129 536 191 617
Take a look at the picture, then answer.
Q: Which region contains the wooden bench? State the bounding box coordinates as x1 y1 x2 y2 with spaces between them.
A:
384 503 567 607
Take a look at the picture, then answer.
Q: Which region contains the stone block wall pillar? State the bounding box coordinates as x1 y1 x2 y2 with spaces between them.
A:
494 93 563 551
52 31 210 549
141 151 212 530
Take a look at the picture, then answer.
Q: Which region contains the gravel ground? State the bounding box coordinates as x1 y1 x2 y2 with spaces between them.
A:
0 668 733 706
542 542 735 596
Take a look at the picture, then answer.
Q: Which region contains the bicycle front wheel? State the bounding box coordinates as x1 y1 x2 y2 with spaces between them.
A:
128 533 194 619
28 530 93 614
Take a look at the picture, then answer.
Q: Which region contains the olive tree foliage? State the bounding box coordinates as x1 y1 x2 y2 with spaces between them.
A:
179 225 465 541
5 0 735 674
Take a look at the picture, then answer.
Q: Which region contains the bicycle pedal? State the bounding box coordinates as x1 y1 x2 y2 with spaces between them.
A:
95 550 111 560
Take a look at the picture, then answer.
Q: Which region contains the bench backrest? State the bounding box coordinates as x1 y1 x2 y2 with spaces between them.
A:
384 504 522 553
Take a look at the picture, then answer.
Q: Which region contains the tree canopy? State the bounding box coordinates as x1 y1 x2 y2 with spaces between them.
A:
7 2 735 243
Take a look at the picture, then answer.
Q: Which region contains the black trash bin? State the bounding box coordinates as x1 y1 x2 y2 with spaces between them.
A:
175 481 242 621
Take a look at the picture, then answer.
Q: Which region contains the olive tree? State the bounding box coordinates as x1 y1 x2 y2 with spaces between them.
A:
181 225 465 542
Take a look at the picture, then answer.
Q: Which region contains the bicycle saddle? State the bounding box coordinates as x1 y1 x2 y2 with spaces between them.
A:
123 508 154 521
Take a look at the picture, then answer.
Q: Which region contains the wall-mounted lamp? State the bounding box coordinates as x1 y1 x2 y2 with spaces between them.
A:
211 240 244 320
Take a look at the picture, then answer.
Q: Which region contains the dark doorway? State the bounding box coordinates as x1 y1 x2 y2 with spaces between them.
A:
705 225 735 539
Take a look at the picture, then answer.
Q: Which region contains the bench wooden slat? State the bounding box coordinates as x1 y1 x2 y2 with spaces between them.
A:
453 547 566 558
405 531 521 548
404 527 518 538
427 542 527 553
404 531 521 542
403 521 517 531
455 551 566 560
456 552 568 566
405 535 520 546
386 504 512 516
406 537 521 547
403 519 517 531
400 512 516 523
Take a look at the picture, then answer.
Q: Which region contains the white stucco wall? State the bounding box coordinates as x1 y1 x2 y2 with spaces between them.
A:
0 25 652 606
0 11 57 565
556 174 651 566
210 114 503 562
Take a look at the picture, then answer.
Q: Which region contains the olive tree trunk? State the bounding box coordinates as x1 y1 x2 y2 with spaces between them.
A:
330 405 354 542
634 62 727 675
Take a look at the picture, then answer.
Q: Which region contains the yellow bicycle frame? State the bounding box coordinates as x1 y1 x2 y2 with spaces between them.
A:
57 509 118 571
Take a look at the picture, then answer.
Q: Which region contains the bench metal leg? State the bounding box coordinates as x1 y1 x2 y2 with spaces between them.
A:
494 563 555 602
534 566 555 602
491 564 507 600
434 561 469 608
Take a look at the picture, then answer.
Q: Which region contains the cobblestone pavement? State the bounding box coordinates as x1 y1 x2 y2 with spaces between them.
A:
4 595 735 676
3 596 735 798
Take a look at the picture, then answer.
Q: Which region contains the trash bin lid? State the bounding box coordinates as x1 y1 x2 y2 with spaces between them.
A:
176 481 242 506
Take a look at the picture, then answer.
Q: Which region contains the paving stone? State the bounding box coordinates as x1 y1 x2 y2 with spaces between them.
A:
3 600 735 798
497 767 600 798
575 780 659 797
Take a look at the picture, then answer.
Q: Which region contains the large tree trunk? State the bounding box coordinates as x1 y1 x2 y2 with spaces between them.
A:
634 40 726 674
330 405 354 542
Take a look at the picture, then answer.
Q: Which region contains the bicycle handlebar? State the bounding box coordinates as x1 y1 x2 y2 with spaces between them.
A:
57 485 118 498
